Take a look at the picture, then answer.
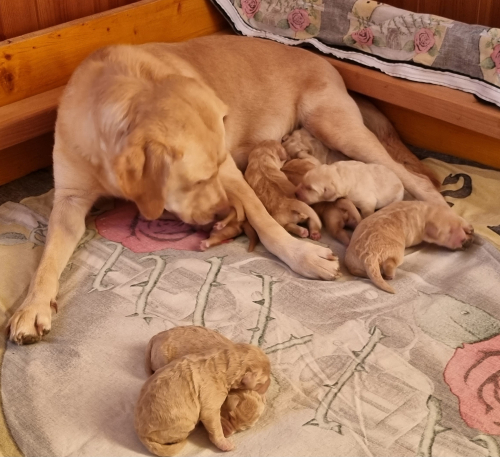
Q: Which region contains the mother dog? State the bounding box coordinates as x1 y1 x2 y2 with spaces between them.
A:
7 35 444 344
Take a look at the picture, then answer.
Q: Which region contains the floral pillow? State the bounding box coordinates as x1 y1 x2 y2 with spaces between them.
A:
211 0 500 107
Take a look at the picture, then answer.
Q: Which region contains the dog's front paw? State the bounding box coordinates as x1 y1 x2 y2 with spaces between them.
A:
214 437 235 452
7 300 57 345
286 240 340 280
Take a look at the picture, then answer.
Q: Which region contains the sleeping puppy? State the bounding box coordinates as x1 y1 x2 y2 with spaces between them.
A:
245 141 323 241
296 162 404 218
145 326 267 438
135 341 270 455
282 128 349 164
282 159 361 245
345 201 475 294
201 195 258 252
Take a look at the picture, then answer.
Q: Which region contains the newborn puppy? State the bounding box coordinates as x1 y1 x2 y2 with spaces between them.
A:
135 341 271 456
282 128 348 164
345 201 474 293
282 159 361 245
245 140 322 240
313 200 361 246
201 203 258 252
296 162 404 218
144 327 267 440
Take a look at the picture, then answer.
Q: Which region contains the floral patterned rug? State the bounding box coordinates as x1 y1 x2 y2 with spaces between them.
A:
0 158 500 457
210 0 500 107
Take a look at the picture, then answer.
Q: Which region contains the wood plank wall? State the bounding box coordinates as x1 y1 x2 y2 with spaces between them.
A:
384 0 500 28
0 0 138 40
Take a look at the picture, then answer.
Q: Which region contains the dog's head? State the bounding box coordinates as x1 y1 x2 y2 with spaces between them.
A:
296 164 337 204
424 209 474 250
232 344 271 394
100 74 230 225
249 141 289 168
220 390 266 437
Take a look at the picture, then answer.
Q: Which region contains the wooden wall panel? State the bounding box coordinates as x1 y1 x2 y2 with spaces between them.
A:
36 0 96 30
0 0 39 39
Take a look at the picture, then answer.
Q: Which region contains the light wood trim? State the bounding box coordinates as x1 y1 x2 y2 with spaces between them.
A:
325 56 500 141
0 86 63 150
0 0 227 107
0 132 54 185
374 100 500 170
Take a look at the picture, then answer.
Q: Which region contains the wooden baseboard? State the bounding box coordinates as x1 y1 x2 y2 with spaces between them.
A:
0 133 54 185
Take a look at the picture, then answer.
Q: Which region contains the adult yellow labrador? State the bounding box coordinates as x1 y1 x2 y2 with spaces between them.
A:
7 35 445 344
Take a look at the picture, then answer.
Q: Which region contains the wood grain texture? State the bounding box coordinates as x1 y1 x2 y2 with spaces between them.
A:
373 101 500 170
0 0 39 38
0 132 53 185
35 0 96 30
0 86 63 150
0 0 227 107
326 56 500 141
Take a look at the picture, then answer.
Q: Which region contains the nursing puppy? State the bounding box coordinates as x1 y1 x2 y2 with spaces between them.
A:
345 201 475 294
282 159 361 245
296 162 404 218
245 141 323 241
145 326 267 437
201 196 258 252
135 341 270 455
282 128 349 164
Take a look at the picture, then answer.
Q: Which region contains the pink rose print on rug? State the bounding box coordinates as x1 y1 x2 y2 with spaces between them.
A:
241 0 260 19
491 44 500 74
444 334 500 435
414 28 435 54
287 9 310 32
352 27 374 46
95 201 208 253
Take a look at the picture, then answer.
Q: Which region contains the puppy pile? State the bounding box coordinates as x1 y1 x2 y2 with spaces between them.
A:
135 326 270 456
202 128 475 295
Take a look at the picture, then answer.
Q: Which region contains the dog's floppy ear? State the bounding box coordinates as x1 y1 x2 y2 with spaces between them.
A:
424 220 440 241
115 140 172 220
240 371 257 390
226 394 240 412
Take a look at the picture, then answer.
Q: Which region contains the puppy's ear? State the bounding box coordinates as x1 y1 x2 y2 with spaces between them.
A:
226 394 241 412
115 140 173 220
424 221 440 241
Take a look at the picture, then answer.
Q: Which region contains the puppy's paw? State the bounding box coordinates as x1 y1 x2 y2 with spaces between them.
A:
310 231 321 241
214 437 234 452
200 240 211 252
284 240 341 280
7 300 57 345
298 228 309 238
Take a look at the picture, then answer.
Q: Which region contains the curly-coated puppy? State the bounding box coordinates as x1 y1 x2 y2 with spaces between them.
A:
282 158 361 245
345 201 474 293
282 128 348 164
296 162 404 218
220 390 266 437
135 342 270 455
245 141 322 240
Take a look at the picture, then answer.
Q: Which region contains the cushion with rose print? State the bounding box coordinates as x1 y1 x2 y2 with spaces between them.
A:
210 0 500 107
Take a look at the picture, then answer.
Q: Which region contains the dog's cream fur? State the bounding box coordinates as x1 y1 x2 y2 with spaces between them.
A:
135 339 270 455
7 35 446 344
145 326 266 439
245 141 323 241
296 162 405 218
345 201 475 293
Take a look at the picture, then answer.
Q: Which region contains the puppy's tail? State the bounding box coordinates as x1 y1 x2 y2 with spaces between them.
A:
363 257 396 294
140 437 187 457
243 221 259 252
144 338 154 376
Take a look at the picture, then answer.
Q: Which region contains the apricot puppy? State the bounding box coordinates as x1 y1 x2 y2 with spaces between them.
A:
296 162 404 218
245 141 322 240
345 201 474 293
282 159 361 245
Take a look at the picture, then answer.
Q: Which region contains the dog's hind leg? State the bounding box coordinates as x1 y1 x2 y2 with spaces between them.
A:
299 78 446 206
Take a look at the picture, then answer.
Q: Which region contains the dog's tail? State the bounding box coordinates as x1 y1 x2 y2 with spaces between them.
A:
242 221 259 252
140 437 187 457
363 256 395 294
144 338 154 376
